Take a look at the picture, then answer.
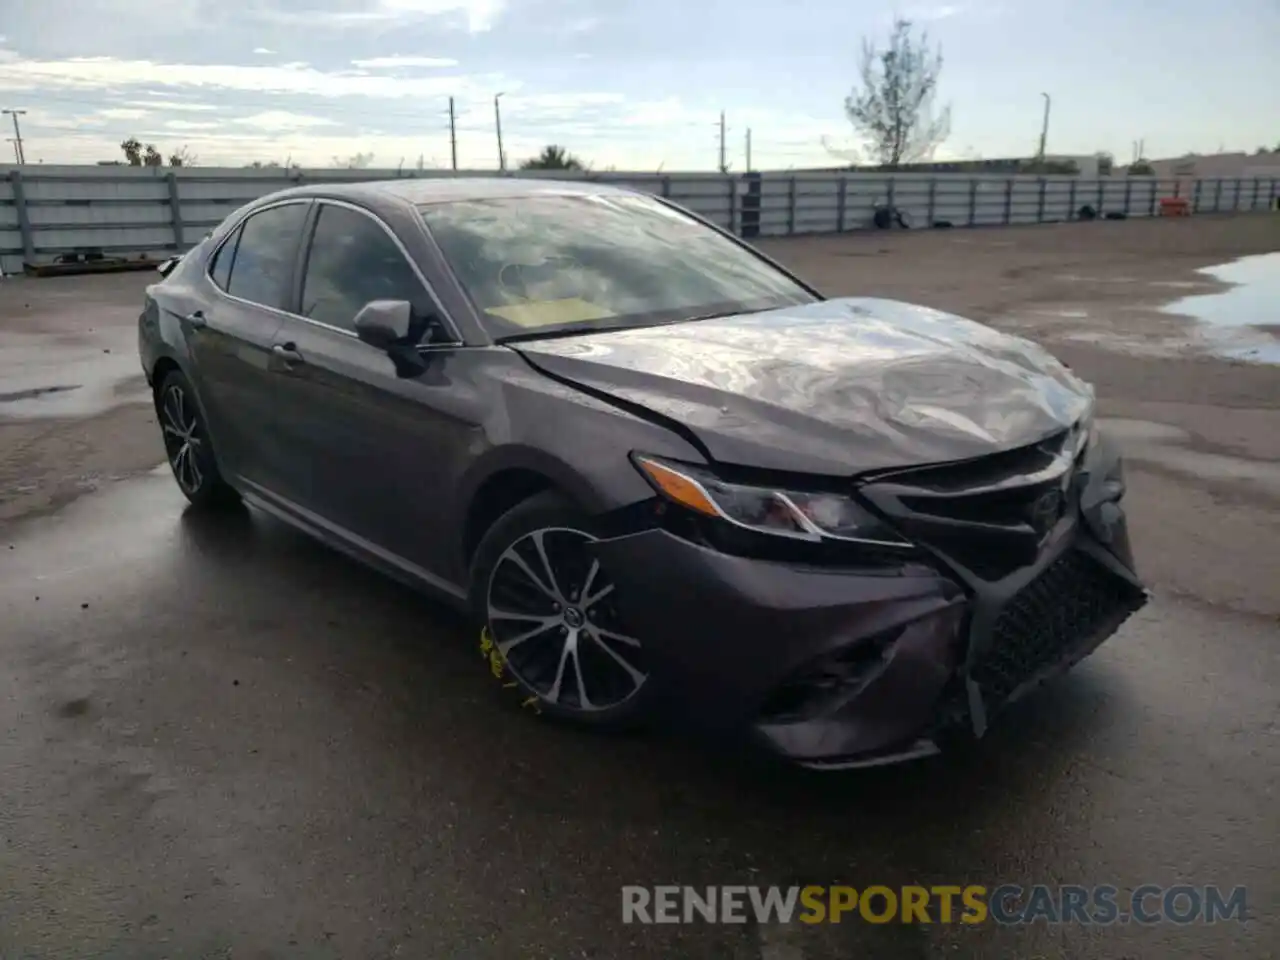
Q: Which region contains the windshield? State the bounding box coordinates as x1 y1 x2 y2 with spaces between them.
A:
419 193 817 339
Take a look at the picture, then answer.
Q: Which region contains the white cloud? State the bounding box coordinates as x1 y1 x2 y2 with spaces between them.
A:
253 47 276 54
260 0 506 33
0 28 845 171
124 99 218 112
164 119 221 130
902 4 965 20
98 107 150 120
563 17 600 34
351 56 459 69
232 110 339 130
0 54 505 102
380 0 505 32
13 107 105 131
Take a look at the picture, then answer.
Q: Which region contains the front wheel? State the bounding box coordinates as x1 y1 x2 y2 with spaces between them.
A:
156 369 239 508
467 492 651 729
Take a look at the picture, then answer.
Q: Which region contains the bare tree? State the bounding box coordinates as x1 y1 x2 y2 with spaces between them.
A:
842 18 951 169
121 137 142 165
332 151 375 169
143 144 163 167
820 134 863 167
168 145 197 167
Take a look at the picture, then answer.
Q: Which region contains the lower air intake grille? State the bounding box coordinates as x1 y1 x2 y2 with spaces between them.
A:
973 550 1145 705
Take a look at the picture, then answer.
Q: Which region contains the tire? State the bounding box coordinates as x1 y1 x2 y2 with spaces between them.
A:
467 491 651 729
155 369 240 509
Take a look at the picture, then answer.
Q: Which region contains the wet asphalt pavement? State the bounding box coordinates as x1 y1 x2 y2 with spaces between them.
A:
3 221 1280 958
2 468 1277 959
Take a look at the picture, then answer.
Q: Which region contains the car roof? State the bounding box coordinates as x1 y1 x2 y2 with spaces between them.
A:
274 176 636 208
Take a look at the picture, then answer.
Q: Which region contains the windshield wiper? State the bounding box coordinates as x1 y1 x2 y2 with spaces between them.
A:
495 307 775 345
496 318 682 345
494 327 624 345
678 308 758 324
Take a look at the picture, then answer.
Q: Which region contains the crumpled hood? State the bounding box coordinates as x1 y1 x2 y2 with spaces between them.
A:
512 297 1095 475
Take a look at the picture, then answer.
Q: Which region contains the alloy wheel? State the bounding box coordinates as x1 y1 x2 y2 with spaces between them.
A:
160 383 205 495
486 527 647 712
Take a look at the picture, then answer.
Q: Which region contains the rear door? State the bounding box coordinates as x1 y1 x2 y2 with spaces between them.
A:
190 200 311 490
263 199 476 577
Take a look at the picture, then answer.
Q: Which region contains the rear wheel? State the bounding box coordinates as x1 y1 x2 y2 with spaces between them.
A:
156 369 239 508
467 492 650 728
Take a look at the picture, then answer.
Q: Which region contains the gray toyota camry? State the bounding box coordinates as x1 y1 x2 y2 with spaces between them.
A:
138 177 1147 769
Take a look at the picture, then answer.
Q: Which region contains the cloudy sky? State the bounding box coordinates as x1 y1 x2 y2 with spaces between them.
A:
0 0 1276 171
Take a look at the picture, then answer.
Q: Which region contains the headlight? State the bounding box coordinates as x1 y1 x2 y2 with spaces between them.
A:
631 454 911 546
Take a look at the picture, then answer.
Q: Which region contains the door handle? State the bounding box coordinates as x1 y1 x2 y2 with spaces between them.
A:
271 343 305 370
185 310 207 329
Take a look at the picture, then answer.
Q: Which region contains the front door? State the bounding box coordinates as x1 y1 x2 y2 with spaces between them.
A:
189 200 310 490
264 200 480 581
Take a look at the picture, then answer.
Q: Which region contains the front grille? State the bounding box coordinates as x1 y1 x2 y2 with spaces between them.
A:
872 427 1071 493
857 429 1088 582
973 550 1144 704
931 550 1145 741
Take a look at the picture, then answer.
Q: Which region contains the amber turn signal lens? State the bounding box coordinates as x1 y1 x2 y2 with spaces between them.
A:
633 457 720 518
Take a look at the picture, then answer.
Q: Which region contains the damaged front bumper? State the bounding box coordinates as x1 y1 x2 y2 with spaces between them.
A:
590 427 1147 769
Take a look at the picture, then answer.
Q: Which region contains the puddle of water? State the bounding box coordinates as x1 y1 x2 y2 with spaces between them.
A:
0 329 148 419
1161 253 1280 365
1214 340 1280 365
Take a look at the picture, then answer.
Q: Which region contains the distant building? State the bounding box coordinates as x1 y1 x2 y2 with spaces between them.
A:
1120 151 1280 179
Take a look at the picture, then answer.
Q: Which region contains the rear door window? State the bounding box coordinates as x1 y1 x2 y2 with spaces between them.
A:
222 202 309 310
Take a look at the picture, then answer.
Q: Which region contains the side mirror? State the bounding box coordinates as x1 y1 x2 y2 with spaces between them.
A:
354 299 415 350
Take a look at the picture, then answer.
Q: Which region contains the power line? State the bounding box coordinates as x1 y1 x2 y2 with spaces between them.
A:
4 87 834 170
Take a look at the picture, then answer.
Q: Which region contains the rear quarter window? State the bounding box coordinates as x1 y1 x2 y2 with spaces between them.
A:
207 229 239 291
219 202 309 310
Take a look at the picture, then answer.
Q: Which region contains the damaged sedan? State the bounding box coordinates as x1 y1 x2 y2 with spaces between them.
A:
138 178 1147 769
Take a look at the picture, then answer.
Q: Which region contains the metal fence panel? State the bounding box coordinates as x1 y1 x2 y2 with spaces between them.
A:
0 164 1275 273
0 173 17 264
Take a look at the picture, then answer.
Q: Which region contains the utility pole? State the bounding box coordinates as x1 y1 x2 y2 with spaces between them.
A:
494 93 506 172
745 128 752 173
718 110 727 173
448 96 458 171
1036 93 1050 162
3 109 27 164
